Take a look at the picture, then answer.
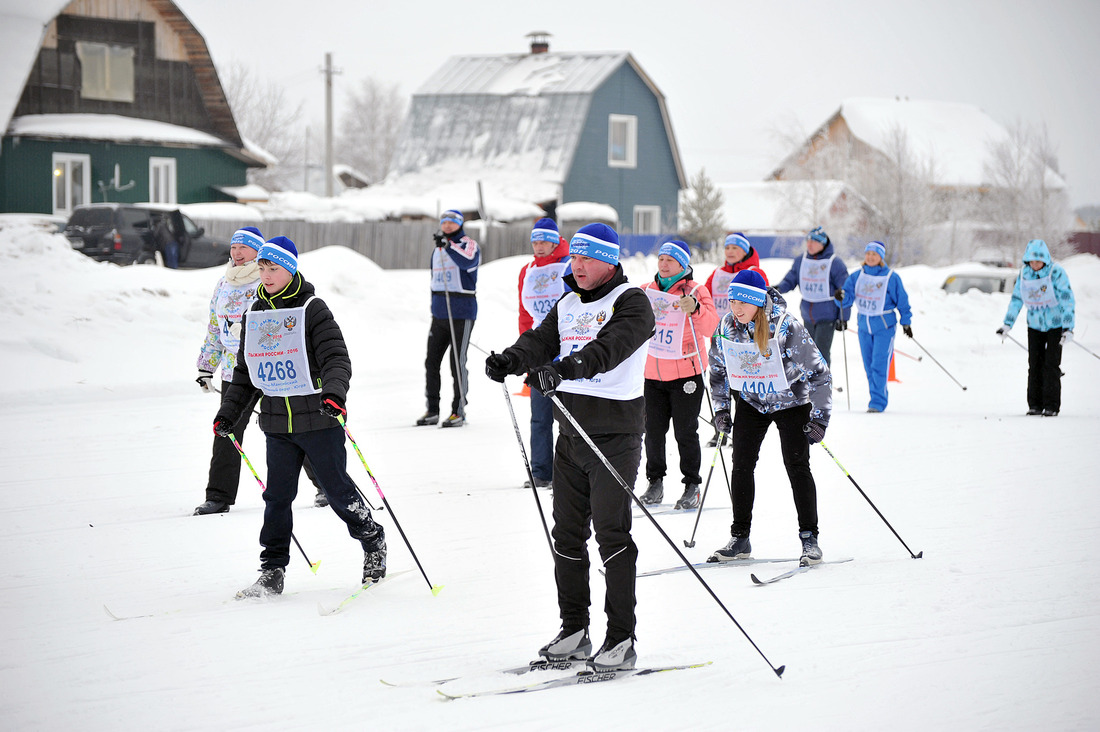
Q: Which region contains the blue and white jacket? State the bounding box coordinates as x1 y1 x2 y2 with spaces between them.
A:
838 264 912 335
775 241 851 323
1003 239 1075 333
709 288 832 424
430 229 480 320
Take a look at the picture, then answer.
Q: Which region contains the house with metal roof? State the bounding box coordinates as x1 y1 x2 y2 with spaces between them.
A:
0 0 268 217
387 35 686 237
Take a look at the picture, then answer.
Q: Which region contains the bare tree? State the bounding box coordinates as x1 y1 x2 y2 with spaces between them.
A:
982 121 1072 259
221 62 306 191
336 78 407 184
679 167 726 260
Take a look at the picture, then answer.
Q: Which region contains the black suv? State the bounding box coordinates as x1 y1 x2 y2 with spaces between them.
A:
64 203 230 268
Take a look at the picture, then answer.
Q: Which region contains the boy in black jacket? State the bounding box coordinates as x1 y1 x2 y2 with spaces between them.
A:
214 236 385 598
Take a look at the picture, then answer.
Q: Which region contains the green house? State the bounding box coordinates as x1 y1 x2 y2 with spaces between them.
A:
0 0 268 217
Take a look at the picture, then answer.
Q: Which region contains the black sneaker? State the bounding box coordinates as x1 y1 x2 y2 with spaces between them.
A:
674 484 700 510
705 434 719 448
236 568 284 599
639 478 663 505
1042 409 1059 417
709 535 751 562
538 626 591 661
314 491 329 508
193 500 229 516
587 636 637 672
362 539 387 584
799 531 823 566
415 412 439 426
440 413 465 428
1026 408 1043 416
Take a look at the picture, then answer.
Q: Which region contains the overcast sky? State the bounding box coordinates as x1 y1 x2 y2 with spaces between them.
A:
178 0 1100 208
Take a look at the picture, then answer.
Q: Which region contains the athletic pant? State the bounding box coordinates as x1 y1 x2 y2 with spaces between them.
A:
1027 327 1063 412
424 317 473 417
259 426 384 570
552 433 642 643
644 375 704 486
858 326 896 412
728 399 818 538
529 387 555 482
806 318 837 367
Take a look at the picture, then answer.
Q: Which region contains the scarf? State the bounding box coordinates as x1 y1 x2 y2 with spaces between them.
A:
225 260 260 286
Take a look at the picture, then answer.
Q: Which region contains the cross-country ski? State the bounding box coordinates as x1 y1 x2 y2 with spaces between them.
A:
436 662 712 699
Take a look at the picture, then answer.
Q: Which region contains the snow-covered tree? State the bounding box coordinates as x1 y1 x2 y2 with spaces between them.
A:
336 78 407 185
221 62 306 192
679 167 725 258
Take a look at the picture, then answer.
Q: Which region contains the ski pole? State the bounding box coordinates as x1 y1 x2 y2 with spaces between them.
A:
441 274 469 420
687 316 733 497
549 393 785 679
1072 339 1100 361
1005 333 1028 352
816 440 923 559
229 433 320 574
848 328 921 362
684 432 727 548
337 416 443 596
909 336 968 391
841 328 851 411
498 377 556 560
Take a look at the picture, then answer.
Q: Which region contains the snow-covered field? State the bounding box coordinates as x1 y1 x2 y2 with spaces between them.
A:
2 224 1099 731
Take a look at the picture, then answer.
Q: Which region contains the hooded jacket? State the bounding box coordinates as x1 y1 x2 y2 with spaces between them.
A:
775 240 851 323
517 235 571 333
1003 239 1076 332
502 264 656 436
708 288 831 425
219 273 351 434
641 266 719 381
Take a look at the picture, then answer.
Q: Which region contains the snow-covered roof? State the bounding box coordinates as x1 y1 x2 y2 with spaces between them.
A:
838 98 1065 190
717 180 863 233
9 113 228 147
212 183 271 203
0 2 66 133
416 51 629 96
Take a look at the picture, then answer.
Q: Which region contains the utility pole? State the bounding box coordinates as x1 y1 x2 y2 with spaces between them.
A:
322 53 342 197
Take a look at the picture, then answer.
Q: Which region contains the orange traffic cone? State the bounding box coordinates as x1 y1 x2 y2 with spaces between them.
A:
888 353 900 383
513 383 530 397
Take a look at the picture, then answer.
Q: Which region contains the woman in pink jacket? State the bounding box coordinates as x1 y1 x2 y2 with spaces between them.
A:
639 241 719 509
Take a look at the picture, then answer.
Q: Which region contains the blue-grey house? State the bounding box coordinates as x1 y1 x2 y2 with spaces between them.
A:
388 37 686 237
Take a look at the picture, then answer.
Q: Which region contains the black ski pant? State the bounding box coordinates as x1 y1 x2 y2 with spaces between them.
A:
1027 327 1063 412
205 380 323 505
806 318 837 367
551 432 641 644
259 426 384 570
728 399 819 538
644 375 704 486
424 316 473 417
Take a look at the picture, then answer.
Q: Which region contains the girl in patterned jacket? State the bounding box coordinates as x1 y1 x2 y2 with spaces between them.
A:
996 239 1076 416
707 269 832 566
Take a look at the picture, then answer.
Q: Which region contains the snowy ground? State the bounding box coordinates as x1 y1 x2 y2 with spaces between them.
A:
2 225 1099 731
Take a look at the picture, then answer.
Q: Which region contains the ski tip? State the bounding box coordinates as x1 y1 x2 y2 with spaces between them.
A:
750 574 764 585
913 551 924 559
436 689 458 701
380 679 397 687
430 584 445 597
310 561 322 575
775 665 786 678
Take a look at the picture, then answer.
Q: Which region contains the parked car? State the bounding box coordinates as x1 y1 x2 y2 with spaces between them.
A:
63 203 229 268
941 265 1017 294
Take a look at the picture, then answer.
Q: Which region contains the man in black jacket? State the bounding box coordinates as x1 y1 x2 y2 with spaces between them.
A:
214 236 386 598
485 223 655 672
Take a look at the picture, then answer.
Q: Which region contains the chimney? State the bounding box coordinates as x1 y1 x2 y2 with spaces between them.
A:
526 31 551 54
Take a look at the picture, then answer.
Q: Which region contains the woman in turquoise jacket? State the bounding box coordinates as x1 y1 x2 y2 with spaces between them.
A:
996 239 1075 416
836 241 913 412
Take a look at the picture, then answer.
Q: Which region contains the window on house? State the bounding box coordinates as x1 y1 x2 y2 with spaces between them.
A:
608 114 637 168
75 41 135 102
52 153 91 217
633 205 661 235
149 157 177 204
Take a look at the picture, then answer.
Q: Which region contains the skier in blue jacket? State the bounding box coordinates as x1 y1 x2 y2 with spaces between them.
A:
775 226 850 365
996 239 1075 416
836 241 912 412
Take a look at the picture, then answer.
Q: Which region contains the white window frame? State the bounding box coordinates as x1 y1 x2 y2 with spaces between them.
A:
608 114 638 169
75 41 135 103
633 205 661 236
52 153 91 217
149 157 177 204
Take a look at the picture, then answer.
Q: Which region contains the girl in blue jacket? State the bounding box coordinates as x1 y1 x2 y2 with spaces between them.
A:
836 241 913 412
996 239 1075 416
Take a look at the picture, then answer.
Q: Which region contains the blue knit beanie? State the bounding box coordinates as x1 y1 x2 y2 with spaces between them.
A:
531 217 559 243
258 236 299 275
231 226 264 252
865 241 886 259
658 240 691 270
808 226 829 245
441 209 464 226
569 223 620 265
725 233 751 254
727 269 768 306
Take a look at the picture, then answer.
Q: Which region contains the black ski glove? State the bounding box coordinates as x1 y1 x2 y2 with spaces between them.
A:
902 325 913 338
320 394 347 419
833 288 845 302
485 351 519 383
803 421 827 444
213 415 234 438
834 319 847 332
433 232 447 248
526 364 564 396
714 409 732 435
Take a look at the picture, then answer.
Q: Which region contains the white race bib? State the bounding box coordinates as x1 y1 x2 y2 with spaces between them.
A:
719 333 790 396
216 281 259 354
556 283 647 400
855 271 890 317
798 255 834 303
1022 274 1057 310
521 261 568 327
243 299 320 397
710 270 734 319
646 289 688 360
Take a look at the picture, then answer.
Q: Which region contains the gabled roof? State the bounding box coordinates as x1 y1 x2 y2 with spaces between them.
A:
389 50 685 195
718 180 874 234
1 0 243 148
